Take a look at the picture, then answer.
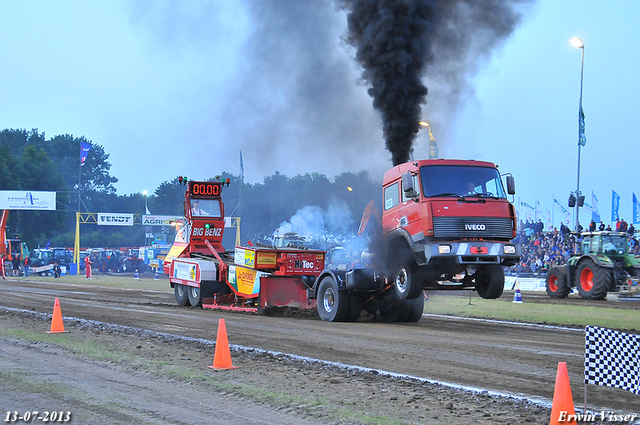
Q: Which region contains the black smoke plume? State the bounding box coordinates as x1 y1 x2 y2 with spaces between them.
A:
339 0 532 165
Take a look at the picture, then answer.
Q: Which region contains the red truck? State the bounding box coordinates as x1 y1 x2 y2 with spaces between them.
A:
165 159 520 323
314 159 520 322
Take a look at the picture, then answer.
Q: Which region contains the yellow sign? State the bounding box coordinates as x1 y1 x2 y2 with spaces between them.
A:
228 265 269 296
256 251 277 268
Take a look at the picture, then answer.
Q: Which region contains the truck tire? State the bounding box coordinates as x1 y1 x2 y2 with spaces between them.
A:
378 292 408 322
405 294 425 322
188 285 202 307
576 259 610 300
545 267 570 298
392 256 423 300
378 301 401 322
174 284 190 306
346 293 364 322
317 276 349 322
475 265 504 299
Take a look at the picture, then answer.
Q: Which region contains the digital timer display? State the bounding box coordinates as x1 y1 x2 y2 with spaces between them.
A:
189 181 222 198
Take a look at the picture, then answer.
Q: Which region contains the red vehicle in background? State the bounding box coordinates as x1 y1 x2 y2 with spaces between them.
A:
163 179 324 312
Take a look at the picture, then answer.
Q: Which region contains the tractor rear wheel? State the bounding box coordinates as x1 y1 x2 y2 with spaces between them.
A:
174 284 190 306
576 259 610 300
475 265 505 299
545 267 570 298
317 276 349 322
188 285 202 307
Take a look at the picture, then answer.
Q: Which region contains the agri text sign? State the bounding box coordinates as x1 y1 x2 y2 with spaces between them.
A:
142 215 183 226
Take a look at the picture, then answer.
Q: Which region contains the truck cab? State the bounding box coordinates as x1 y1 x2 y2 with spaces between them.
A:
381 159 520 299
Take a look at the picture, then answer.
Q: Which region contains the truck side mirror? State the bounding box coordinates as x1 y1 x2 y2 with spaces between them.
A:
506 176 515 195
402 173 418 200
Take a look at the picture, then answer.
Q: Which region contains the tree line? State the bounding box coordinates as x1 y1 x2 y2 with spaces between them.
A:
0 129 381 250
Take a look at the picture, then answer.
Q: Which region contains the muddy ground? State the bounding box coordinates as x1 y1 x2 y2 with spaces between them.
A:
1 276 639 424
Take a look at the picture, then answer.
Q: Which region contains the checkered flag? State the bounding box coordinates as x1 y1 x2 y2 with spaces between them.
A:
584 326 640 395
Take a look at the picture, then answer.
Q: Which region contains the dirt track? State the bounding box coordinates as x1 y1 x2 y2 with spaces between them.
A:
1 276 639 424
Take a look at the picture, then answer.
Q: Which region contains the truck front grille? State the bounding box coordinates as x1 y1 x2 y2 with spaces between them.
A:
433 216 514 240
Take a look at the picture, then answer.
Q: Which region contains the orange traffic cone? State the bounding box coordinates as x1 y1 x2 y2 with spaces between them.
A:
208 318 237 370
47 298 69 334
549 362 576 425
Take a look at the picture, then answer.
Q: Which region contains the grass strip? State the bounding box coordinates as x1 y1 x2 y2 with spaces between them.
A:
424 293 640 331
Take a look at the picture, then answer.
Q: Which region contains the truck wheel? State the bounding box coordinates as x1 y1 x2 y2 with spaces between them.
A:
576 259 610 300
378 302 400 322
378 292 407 322
393 257 422 300
405 294 425 322
174 284 190 306
317 276 349 322
475 265 505 299
346 293 364 322
188 286 202 307
545 267 570 298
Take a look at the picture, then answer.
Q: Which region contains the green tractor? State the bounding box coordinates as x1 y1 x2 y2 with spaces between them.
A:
546 231 640 300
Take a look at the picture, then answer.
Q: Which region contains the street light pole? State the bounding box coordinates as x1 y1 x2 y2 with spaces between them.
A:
142 190 148 248
571 37 585 232
419 121 438 159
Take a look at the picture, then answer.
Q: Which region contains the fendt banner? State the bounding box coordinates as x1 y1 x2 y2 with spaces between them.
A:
0 191 56 210
97 213 134 226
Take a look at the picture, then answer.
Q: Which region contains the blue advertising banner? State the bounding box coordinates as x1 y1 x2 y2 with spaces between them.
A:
591 192 600 223
612 190 620 222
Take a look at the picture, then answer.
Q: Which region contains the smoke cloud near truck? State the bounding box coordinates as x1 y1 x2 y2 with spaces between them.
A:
338 0 532 165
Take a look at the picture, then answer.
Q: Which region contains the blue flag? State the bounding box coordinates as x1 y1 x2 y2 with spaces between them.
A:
80 141 92 166
578 106 586 146
612 190 620 222
240 151 244 180
591 192 600 223
633 193 640 225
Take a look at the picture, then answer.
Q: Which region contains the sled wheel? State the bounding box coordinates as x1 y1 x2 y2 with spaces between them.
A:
188 285 202 307
174 284 190 306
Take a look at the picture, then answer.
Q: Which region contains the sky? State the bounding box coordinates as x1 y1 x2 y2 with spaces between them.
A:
1 0 638 229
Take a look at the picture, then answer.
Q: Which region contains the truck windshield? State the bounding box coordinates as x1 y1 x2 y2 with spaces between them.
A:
420 165 507 198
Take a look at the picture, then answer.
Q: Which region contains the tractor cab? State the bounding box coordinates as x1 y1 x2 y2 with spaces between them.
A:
579 231 628 258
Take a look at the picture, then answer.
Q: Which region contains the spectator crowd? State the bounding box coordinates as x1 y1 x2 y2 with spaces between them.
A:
507 218 640 275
